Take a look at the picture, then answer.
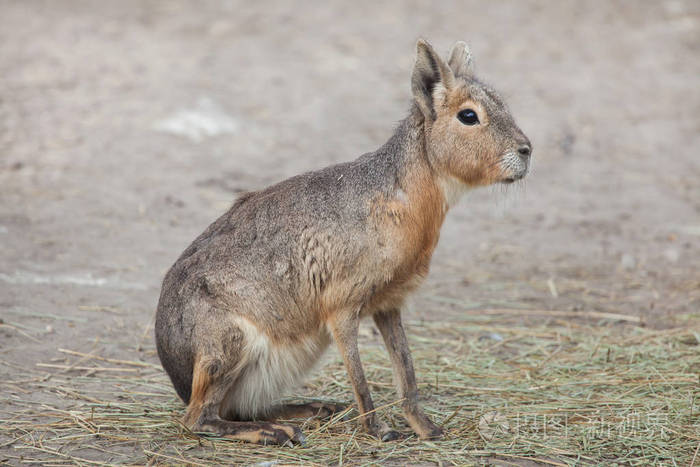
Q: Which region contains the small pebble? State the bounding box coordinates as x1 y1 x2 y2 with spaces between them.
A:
663 248 679 263
621 253 636 270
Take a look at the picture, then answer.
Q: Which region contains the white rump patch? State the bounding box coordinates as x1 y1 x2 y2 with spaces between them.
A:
222 317 331 419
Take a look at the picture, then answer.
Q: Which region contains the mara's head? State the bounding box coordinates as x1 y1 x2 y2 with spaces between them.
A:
411 39 531 188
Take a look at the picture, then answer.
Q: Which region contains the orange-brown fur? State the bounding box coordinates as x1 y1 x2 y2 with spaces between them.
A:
182 357 210 427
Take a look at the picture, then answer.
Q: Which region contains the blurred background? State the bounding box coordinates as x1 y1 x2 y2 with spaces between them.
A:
1 0 698 414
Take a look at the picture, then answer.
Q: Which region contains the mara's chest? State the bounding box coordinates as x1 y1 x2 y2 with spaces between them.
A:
375 179 446 271
361 182 446 313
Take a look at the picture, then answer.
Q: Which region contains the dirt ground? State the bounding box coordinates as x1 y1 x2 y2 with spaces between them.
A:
1 0 698 465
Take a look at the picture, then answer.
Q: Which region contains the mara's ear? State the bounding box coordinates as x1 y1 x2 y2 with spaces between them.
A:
411 39 455 121
448 41 474 78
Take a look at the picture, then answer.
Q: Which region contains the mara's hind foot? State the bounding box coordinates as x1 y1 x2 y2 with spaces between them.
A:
182 356 305 446
269 401 347 421
193 418 304 446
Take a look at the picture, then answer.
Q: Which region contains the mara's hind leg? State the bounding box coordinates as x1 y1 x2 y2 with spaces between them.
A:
267 401 347 421
183 358 304 446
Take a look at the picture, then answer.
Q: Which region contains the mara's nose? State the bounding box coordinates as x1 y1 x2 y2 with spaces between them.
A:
517 144 531 160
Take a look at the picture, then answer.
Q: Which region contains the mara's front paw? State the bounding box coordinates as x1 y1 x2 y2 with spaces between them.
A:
407 412 444 440
380 428 402 442
417 422 443 440
368 420 402 442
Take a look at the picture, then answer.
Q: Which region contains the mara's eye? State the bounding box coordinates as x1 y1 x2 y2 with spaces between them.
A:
457 109 479 125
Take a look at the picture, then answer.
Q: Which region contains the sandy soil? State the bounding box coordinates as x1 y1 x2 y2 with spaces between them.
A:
1 0 698 463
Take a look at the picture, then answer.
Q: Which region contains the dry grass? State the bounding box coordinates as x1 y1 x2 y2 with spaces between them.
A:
1 310 698 466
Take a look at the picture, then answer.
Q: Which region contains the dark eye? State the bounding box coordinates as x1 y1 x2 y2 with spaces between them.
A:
457 109 479 125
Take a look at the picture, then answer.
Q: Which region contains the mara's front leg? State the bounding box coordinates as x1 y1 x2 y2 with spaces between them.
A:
373 309 443 440
328 311 401 441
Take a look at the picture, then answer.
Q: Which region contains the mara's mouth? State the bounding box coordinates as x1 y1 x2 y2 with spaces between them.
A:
498 153 529 184
500 173 525 184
